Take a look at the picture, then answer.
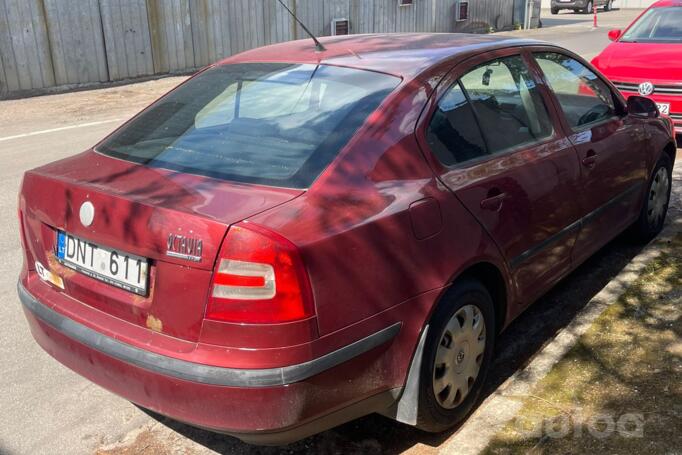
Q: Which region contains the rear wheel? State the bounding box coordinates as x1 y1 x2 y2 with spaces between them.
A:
416 279 495 432
551 7 559 14
604 0 612 11
583 0 593 13
631 153 672 242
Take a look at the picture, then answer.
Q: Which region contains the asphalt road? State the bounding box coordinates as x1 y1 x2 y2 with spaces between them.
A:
0 9 670 455
504 8 642 60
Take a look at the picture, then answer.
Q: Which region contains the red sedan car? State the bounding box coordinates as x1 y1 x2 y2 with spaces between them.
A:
592 0 682 137
18 34 675 444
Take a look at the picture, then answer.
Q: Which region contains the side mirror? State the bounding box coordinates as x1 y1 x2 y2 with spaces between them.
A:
627 96 659 118
607 29 622 41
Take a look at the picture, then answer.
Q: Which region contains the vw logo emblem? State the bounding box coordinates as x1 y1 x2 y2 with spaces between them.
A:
79 201 95 227
638 82 654 96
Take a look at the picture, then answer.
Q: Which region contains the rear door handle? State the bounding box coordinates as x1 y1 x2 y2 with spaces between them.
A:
480 192 508 211
582 150 598 167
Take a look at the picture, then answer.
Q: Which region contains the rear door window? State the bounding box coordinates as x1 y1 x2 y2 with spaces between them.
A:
426 55 554 167
98 64 400 188
426 82 488 166
459 55 554 154
534 52 617 129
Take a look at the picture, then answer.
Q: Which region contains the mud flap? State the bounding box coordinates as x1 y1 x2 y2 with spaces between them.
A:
380 325 429 425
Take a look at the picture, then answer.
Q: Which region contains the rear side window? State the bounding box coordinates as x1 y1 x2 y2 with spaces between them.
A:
534 53 616 129
459 56 553 154
426 55 553 166
426 82 488 166
97 64 400 188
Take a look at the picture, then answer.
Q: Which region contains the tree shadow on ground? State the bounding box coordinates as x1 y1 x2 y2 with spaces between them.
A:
482 234 682 454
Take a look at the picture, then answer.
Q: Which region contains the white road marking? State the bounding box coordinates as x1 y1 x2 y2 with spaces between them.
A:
0 119 124 143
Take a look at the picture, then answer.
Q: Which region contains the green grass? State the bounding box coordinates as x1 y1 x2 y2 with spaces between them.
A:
484 235 682 454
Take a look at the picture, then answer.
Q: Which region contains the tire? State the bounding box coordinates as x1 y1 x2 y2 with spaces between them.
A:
551 7 559 14
604 0 612 11
630 153 673 243
415 278 496 433
583 1 593 13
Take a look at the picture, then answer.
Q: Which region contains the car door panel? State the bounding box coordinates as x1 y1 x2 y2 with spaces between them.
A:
415 49 583 303
531 50 648 264
442 138 582 300
568 118 648 263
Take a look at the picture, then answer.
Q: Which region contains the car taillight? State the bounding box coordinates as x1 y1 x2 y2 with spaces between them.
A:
206 222 314 324
18 209 27 249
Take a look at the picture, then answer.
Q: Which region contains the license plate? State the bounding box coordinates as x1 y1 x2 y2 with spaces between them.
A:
657 103 670 115
56 231 149 295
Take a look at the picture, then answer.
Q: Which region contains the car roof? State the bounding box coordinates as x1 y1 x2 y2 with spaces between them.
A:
216 33 544 80
651 0 682 7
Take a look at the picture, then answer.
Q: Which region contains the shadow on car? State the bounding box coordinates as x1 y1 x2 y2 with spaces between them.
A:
138 230 646 454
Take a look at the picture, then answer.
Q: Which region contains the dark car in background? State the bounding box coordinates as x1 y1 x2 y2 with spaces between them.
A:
18 34 675 444
551 0 613 14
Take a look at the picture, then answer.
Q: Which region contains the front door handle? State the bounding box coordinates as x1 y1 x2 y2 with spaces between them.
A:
480 191 508 211
582 150 598 167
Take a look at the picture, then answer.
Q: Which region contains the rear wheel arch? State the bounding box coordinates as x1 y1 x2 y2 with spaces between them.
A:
454 262 508 334
663 141 677 167
383 261 509 426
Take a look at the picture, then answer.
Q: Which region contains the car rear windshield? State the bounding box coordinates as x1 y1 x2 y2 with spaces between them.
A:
620 7 682 42
97 63 400 188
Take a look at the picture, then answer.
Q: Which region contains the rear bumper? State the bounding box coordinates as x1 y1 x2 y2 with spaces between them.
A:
19 283 400 388
18 281 406 444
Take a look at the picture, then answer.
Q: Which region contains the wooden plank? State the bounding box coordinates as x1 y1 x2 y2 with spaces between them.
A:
396 0 416 33
100 0 153 80
32 0 57 87
355 0 375 34
43 0 108 85
0 0 55 91
0 0 21 93
146 0 165 72
216 0 230 60
189 0 209 66
374 0 396 33
147 0 193 73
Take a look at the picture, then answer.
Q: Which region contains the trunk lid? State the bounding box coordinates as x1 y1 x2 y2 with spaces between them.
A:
20 150 302 341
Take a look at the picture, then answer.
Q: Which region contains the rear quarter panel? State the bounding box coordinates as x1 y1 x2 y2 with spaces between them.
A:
249 78 513 336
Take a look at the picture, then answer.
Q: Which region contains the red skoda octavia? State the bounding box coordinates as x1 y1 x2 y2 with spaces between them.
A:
18 34 676 444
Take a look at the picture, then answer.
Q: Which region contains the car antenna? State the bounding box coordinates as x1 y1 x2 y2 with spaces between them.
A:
276 0 327 52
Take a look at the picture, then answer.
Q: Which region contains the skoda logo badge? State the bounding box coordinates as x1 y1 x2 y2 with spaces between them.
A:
638 82 654 96
79 201 95 227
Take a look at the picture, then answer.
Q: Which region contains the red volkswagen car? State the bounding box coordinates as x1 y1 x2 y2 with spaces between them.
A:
592 0 682 138
18 34 676 444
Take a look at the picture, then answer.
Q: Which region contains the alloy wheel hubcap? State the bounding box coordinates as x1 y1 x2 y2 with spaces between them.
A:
647 167 669 227
432 304 486 409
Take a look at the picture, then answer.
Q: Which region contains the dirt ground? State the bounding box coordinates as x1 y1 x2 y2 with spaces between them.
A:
0 77 187 139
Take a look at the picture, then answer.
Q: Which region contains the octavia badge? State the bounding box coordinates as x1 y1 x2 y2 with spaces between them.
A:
79 201 95 227
166 233 203 262
638 82 654 96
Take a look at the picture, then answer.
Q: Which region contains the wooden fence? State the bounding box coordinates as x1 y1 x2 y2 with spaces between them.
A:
0 0 535 98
